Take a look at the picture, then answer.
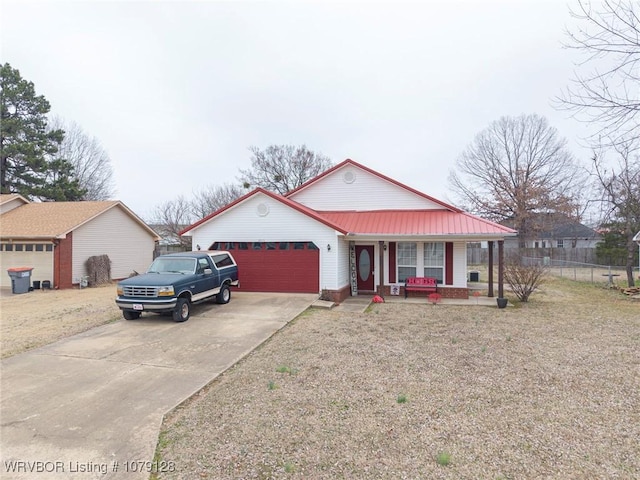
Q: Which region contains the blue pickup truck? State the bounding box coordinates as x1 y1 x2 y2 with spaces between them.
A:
116 251 239 322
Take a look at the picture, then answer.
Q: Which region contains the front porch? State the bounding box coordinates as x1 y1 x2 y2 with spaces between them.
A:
313 282 510 312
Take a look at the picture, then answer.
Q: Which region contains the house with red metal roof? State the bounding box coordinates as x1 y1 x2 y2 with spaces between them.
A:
180 160 517 302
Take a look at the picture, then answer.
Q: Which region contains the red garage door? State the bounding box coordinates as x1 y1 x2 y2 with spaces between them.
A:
211 242 319 293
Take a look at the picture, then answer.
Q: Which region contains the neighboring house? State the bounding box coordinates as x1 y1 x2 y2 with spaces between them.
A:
148 223 191 256
502 213 601 249
181 160 517 302
0 196 160 289
0 193 29 214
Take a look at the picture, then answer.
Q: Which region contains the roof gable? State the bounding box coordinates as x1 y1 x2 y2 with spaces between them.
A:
0 193 30 214
286 159 461 212
0 201 159 240
181 188 349 235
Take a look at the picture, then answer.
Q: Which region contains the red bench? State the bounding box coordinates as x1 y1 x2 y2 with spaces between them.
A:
404 276 437 298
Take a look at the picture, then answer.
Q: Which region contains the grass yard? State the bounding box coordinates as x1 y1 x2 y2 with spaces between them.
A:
155 277 639 479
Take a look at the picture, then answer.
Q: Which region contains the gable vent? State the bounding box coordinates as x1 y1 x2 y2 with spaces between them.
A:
256 203 270 217
343 170 356 184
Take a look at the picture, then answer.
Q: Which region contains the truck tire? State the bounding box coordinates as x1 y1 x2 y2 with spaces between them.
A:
123 310 141 320
216 284 230 304
173 298 190 322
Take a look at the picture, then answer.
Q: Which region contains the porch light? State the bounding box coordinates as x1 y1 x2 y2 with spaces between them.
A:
327 244 331 251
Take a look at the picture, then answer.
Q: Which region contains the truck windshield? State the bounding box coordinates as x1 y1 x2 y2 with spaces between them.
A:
147 257 197 274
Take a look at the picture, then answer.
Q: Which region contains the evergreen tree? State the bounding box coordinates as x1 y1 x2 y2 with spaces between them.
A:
0 63 85 200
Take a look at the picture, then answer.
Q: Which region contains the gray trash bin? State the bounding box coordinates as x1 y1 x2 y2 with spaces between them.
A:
7 267 33 294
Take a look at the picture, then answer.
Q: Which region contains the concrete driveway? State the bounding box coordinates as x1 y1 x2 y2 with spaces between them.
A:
1 292 317 479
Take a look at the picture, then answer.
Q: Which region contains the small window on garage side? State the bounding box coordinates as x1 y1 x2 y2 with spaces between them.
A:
279 242 289 250
0 244 3 251
293 242 305 250
238 242 248 250
225 242 235 250
253 242 262 250
46 244 53 252
210 242 220 250
307 242 318 250
266 242 276 250
5 244 13 251
35 244 44 252
15 244 23 251
26 244 34 251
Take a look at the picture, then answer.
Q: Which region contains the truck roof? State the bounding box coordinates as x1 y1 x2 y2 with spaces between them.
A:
159 250 231 258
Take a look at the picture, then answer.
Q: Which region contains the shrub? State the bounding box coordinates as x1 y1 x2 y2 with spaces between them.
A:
503 253 548 302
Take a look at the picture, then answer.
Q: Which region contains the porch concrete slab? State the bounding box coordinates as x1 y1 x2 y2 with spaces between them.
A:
311 299 335 309
335 294 511 308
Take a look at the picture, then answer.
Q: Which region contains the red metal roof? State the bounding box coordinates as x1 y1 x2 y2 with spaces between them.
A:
317 210 516 237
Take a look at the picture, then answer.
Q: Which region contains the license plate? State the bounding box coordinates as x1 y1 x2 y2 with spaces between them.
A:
132 304 144 311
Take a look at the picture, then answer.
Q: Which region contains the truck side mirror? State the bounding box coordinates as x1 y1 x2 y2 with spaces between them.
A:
203 268 213 275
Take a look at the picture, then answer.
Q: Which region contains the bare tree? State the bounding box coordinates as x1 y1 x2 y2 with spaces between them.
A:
48 117 115 200
449 114 585 243
592 143 640 286
238 144 333 195
557 0 640 149
148 196 194 250
191 183 244 219
504 253 549 302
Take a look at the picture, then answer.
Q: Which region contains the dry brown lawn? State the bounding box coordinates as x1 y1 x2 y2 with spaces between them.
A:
0 284 120 358
1 279 638 479
156 278 639 480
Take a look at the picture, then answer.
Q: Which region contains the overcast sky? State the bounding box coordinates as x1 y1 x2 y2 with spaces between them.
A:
1 0 593 220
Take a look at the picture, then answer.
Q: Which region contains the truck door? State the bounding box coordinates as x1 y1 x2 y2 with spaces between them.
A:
194 257 218 296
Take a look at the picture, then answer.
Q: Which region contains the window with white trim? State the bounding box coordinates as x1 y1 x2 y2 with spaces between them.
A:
423 242 444 283
397 242 417 282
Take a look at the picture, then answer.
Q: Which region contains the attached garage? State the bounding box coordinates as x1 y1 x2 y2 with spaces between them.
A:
210 241 320 293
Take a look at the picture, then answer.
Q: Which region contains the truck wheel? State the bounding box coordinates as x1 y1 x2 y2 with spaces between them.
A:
173 298 190 322
123 310 141 320
216 284 230 304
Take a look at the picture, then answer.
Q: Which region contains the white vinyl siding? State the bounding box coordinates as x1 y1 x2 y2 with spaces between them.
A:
452 241 467 286
0 197 28 214
289 165 444 211
72 206 156 282
188 192 341 291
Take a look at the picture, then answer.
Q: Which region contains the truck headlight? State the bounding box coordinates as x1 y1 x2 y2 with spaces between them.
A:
117 286 123 296
157 286 175 296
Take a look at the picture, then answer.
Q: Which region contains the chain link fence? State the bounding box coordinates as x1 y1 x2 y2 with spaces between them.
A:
520 256 635 286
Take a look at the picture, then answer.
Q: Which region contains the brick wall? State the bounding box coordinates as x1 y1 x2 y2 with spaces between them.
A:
54 233 74 289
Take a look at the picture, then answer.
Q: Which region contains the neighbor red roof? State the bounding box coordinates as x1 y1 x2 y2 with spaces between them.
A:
318 210 516 237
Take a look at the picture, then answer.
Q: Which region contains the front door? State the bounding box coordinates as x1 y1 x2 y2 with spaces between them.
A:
355 245 374 291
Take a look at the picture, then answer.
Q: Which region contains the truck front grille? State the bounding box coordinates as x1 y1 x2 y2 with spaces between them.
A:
122 286 158 297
